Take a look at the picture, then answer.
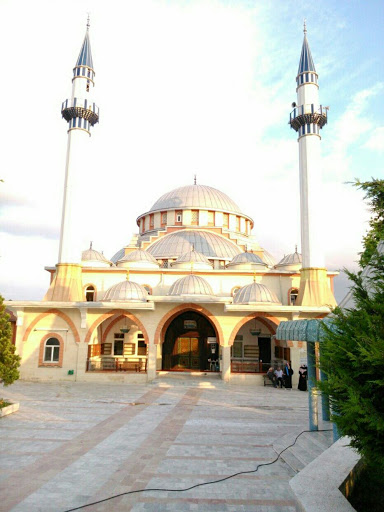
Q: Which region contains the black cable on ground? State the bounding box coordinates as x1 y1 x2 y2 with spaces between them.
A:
63 428 333 512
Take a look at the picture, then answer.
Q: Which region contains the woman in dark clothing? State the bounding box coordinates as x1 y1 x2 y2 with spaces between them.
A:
298 364 308 391
283 361 294 389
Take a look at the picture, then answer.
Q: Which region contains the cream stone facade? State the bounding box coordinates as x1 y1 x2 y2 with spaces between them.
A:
7 24 337 386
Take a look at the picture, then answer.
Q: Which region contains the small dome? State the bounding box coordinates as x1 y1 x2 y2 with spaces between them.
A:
149 184 242 214
117 249 160 269
168 275 214 296
147 230 240 260
276 250 302 268
82 245 111 268
171 249 213 269
103 281 148 302
227 252 267 268
233 282 280 304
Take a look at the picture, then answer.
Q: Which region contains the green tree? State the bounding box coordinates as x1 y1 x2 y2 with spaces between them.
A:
354 178 384 267
318 251 384 470
0 295 20 386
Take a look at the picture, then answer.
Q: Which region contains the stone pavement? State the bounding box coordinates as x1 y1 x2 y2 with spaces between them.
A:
0 378 328 512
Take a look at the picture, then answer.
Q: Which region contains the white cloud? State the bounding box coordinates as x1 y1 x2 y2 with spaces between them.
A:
364 127 384 153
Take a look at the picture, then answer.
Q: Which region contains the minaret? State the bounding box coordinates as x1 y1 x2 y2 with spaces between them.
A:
289 22 336 307
45 19 99 301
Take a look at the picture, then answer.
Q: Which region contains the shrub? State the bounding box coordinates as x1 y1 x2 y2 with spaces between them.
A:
0 295 20 386
318 251 384 470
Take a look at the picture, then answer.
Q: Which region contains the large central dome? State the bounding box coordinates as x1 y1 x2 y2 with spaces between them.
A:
146 230 241 260
149 184 242 214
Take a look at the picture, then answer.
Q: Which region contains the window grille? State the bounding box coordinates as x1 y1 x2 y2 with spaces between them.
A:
191 210 199 225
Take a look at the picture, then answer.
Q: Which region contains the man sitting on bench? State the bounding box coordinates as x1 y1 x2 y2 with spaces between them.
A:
266 367 277 388
274 366 284 388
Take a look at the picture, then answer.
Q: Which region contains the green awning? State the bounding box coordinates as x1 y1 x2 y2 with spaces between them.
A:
276 318 334 342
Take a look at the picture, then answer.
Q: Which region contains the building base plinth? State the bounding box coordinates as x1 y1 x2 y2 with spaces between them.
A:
297 268 337 307
44 264 83 302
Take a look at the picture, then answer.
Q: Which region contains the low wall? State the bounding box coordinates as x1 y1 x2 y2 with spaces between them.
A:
290 437 361 512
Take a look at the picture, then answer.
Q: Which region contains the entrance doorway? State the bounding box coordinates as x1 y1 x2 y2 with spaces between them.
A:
162 311 217 371
171 335 200 370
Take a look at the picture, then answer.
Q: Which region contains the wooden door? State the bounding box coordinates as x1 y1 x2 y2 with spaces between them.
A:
171 336 200 369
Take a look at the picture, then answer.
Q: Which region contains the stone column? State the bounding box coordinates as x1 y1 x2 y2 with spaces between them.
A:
147 341 157 382
221 345 231 382
307 341 318 431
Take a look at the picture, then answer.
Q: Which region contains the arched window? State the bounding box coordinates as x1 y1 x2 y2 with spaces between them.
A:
289 288 299 305
44 338 60 363
85 285 96 302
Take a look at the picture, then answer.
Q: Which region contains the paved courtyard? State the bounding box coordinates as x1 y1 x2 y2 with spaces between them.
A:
0 377 322 512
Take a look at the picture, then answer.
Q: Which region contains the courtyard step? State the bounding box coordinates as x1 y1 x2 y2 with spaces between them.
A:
151 371 223 388
274 425 333 473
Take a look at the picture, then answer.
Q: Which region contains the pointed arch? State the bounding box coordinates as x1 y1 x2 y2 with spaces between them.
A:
154 303 223 345
228 313 280 346
23 309 80 343
84 310 149 344
101 315 148 343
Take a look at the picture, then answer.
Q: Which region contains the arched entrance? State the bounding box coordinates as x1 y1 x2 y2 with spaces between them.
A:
162 311 217 371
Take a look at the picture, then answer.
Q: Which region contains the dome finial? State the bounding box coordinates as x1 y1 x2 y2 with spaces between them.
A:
87 13 90 31
295 244 298 253
303 19 307 35
253 272 256 283
126 270 130 281
90 241 93 250
194 174 197 185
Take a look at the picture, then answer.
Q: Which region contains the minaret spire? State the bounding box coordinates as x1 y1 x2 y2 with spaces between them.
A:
45 22 99 301
288 26 336 307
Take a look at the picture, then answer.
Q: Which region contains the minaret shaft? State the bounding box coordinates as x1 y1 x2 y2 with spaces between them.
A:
289 27 336 307
44 25 99 302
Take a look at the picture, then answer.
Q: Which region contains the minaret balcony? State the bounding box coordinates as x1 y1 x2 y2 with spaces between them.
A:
289 104 327 132
61 98 99 126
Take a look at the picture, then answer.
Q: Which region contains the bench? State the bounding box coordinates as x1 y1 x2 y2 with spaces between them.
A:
263 374 275 386
118 359 147 373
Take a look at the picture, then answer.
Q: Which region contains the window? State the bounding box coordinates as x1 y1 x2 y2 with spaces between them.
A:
149 214 154 229
290 288 299 305
223 213 229 228
86 80 90 92
161 212 167 227
175 211 182 224
85 285 95 302
114 333 124 356
232 341 242 358
236 216 240 232
44 338 60 363
208 211 215 226
191 210 199 225
137 333 146 355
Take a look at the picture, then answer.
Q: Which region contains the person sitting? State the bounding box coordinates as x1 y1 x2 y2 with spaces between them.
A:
266 367 277 388
274 367 284 388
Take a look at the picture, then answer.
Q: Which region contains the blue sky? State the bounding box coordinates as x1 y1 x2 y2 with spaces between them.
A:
0 0 382 301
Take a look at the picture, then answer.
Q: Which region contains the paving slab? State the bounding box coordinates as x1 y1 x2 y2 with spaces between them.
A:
0 380 328 512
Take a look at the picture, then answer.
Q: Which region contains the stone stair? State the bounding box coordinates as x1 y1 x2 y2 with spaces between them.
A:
150 371 223 388
273 424 333 473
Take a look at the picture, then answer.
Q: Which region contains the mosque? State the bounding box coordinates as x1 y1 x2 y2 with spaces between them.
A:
7 22 337 385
